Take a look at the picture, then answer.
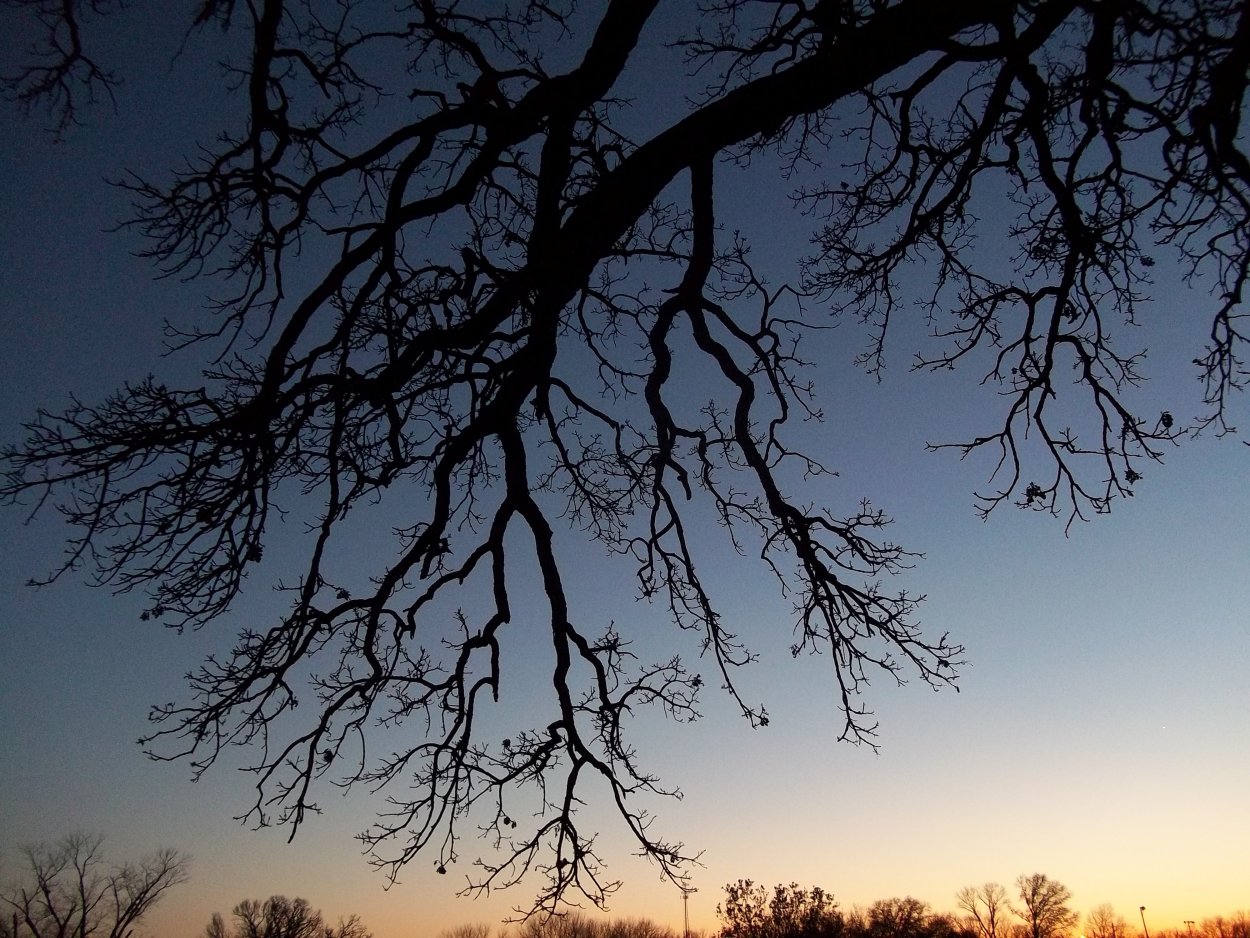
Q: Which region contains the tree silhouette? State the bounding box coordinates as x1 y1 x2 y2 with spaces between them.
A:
718 881 844 938
956 883 1010 938
513 913 678 938
1199 914 1250 938
3 0 1248 917
203 895 372 938
868 898 938 938
0 833 189 938
1013 874 1077 938
1085 904 1132 938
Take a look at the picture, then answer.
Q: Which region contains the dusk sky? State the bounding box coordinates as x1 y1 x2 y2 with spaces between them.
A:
1 5 1247 938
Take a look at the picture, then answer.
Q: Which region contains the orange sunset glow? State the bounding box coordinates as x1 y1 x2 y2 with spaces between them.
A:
1 2 1246 938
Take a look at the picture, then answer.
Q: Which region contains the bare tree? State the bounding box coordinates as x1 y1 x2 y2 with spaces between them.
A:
206 896 371 938
0 832 189 938
439 925 494 938
3 0 1249 916
1013 875 1077 938
512 915 678 938
868 899 933 938
517 912 607 938
1086 905 1131 938
601 919 681 938
1200 915 1250 938
957 884 1009 938
206 912 232 938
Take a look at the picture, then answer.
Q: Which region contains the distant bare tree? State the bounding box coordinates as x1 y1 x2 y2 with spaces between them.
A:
1200 915 1250 938
1013 875 1076 938
0 832 189 938
513 916 678 938
205 895 371 938
927 915 972 938
957 883 1009 938
868 899 933 938
517 913 601 938
600 919 680 938
206 911 232 938
5 0 1250 916
1085 905 1130 938
440 924 494 938
518 914 570 938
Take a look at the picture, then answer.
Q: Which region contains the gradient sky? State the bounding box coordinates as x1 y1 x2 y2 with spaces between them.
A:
1 6 1247 938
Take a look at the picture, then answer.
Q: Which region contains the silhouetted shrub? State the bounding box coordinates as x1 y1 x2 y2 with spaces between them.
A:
719 881 844 938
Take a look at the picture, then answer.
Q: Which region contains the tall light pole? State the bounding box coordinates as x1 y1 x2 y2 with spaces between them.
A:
1140 907 1150 938
682 886 699 938
1185 921 1195 936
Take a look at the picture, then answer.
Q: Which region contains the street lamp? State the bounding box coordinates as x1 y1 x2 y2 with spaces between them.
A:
682 886 699 938
1185 922 1195 937
1140 907 1150 938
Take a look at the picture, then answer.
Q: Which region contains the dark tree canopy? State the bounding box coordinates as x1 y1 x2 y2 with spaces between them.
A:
717 880 845 938
3 0 1248 917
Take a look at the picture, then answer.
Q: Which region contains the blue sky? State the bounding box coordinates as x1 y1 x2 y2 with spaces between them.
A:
1 6 1247 937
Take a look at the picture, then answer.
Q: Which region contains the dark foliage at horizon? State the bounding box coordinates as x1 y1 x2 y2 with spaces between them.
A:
712 878 1247 938
718 881 968 938
435 882 1248 938
2 0 1248 918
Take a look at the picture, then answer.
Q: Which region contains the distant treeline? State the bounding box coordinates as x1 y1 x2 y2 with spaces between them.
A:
438 875 1249 938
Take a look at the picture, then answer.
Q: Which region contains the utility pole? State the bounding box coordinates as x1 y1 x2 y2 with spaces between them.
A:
682 885 699 938
1140 907 1150 938
1185 922 1195 937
